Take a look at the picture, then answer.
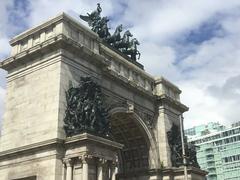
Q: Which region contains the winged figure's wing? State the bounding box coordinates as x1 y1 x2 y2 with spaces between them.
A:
79 15 90 22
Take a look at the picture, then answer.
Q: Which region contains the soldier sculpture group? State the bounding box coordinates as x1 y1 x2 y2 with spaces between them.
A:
80 3 140 61
64 77 110 137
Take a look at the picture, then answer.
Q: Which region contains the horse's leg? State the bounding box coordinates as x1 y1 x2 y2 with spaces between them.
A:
137 51 141 60
131 53 136 61
106 36 112 43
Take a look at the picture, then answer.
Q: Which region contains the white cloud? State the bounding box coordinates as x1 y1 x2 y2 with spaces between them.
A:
120 0 240 42
176 10 240 128
28 0 116 27
139 42 182 81
180 82 225 129
0 0 13 34
0 0 13 59
207 75 240 122
0 38 11 59
180 36 240 83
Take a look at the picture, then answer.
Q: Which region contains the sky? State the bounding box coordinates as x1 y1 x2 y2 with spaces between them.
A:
1 0 240 129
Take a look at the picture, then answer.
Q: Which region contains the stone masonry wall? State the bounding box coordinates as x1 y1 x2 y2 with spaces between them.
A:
0 54 61 152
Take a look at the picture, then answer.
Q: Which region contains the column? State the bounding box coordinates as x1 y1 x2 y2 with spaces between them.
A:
97 158 106 180
81 155 91 180
110 161 117 180
63 158 73 180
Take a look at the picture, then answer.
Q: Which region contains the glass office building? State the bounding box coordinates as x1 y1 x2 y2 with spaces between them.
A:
185 122 225 137
185 122 240 180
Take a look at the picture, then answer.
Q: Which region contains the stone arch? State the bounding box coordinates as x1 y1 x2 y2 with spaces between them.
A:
109 107 160 175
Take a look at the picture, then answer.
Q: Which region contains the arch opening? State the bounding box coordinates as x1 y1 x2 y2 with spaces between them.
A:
110 111 151 174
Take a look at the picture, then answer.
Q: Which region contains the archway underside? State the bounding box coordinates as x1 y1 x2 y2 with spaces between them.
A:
111 112 150 174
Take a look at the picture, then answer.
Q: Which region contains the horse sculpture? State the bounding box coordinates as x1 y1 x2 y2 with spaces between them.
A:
79 4 141 61
106 24 123 44
122 38 141 61
114 30 133 50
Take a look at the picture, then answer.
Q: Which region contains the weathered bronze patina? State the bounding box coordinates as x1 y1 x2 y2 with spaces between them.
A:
167 124 199 168
64 76 110 137
80 3 140 61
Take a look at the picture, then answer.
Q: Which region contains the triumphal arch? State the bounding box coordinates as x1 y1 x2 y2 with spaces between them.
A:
0 5 206 180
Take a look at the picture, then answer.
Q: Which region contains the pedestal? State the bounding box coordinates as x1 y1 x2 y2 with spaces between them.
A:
63 133 123 180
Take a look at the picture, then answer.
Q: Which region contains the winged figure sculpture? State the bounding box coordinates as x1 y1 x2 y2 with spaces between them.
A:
79 3 102 28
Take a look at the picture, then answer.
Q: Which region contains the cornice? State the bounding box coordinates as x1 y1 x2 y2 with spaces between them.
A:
117 166 207 177
0 138 64 160
9 12 99 46
0 34 107 72
0 133 123 161
156 94 189 113
65 133 124 149
155 76 181 94
100 44 155 83
1 34 156 99
0 13 188 110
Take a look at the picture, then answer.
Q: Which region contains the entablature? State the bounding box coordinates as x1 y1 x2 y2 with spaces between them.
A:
1 12 186 107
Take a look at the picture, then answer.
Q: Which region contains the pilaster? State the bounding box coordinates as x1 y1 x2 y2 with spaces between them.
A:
63 158 73 180
154 77 188 168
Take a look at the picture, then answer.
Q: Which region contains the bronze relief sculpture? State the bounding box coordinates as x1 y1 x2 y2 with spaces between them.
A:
167 123 200 168
64 77 110 137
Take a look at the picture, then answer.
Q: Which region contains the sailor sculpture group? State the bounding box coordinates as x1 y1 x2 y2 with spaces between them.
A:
167 124 200 168
80 3 140 61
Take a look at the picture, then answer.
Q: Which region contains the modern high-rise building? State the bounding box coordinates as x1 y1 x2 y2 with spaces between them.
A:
185 122 225 137
185 122 240 180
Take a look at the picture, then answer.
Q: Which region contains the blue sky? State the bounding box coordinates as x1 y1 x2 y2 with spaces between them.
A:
1 0 240 128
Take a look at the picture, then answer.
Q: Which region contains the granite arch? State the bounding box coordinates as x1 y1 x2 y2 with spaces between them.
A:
109 107 160 175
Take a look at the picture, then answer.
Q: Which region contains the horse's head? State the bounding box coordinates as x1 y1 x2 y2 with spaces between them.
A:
124 30 133 37
132 38 140 45
101 17 109 23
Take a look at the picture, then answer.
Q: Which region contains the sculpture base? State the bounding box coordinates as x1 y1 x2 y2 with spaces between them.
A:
117 166 207 180
63 133 123 180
